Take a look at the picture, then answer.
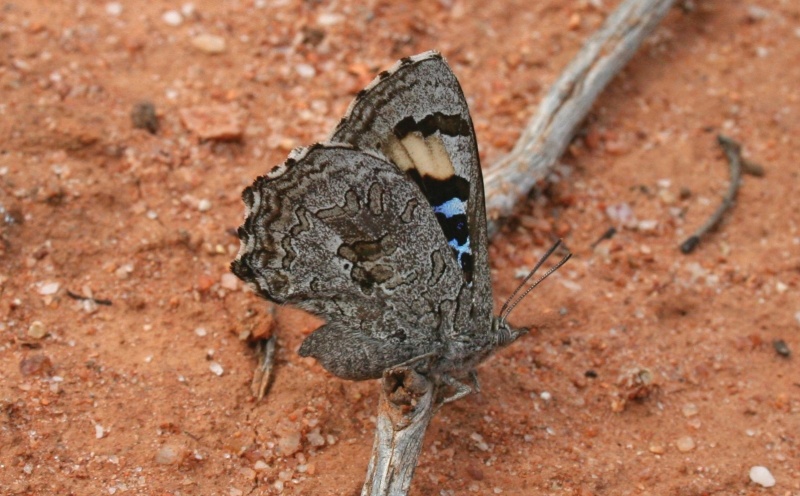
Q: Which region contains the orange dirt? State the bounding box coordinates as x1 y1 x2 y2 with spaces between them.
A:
1 1 798 495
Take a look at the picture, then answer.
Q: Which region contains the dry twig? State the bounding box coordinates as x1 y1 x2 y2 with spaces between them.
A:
484 0 677 236
679 135 745 253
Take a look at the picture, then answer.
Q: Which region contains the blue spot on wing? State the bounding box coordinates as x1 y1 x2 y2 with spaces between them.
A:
448 236 471 266
433 197 467 218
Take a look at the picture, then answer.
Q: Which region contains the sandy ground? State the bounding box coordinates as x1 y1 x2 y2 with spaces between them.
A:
1 0 799 494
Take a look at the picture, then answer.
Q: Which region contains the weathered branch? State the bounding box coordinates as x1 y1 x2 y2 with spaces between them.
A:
361 367 438 496
362 1 679 494
484 0 677 236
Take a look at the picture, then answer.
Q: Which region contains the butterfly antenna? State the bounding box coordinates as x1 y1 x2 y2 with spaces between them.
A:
499 239 573 322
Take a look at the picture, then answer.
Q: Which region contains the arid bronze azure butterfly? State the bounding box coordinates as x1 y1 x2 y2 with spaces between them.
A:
231 51 570 400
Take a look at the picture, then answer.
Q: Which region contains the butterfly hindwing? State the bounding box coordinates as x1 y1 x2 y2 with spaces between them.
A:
232 144 465 380
331 52 492 328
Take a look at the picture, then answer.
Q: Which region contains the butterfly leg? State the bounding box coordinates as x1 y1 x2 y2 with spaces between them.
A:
386 351 438 376
439 374 474 404
469 370 481 394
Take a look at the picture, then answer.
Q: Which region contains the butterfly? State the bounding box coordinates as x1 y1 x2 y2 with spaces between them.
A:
231 51 570 401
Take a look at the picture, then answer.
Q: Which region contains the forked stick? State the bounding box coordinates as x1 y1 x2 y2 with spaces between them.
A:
363 1 678 495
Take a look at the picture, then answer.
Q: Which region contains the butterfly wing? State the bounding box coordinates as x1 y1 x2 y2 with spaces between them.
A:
232 145 465 380
330 51 493 341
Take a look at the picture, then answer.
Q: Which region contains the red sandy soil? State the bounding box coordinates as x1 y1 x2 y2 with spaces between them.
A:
1 1 798 494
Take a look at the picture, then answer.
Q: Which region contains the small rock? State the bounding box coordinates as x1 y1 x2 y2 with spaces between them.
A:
605 203 636 227
179 104 245 141
131 101 159 134
37 282 60 296
197 199 212 212
773 339 791 357
295 63 316 78
749 466 775 487
209 362 224 376
162 10 183 26
95 424 106 439
220 273 239 291
278 431 302 456
194 327 208 337
155 444 183 465
27 321 47 339
191 34 226 54
676 436 696 452
19 354 53 376
306 428 325 447
648 444 665 454
682 403 699 417
105 2 123 16
254 460 269 471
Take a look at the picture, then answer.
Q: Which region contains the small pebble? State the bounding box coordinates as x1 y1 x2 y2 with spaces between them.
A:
194 327 208 337
19 354 53 376
95 424 106 439
253 460 269 471
179 104 245 141
27 321 47 339
295 63 316 78
105 2 123 16
648 444 665 454
278 431 302 456
749 466 776 487
676 436 696 452
682 403 699 417
306 428 325 447
155 444 183 465
37 282 60 296
197 199 212 212
220 272 239 290
209 362 224 376
131 101 159 134
191 34 226 54
772 339 791 357
162 10 183 26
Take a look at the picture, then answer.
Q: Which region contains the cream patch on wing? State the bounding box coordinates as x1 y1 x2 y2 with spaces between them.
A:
386 132 455 180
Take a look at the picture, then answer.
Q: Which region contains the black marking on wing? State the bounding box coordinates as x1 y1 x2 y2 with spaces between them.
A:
394 112 471 140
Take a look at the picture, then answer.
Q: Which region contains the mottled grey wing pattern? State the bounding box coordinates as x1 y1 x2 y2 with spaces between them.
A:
232 145 465 380
331 51 494 340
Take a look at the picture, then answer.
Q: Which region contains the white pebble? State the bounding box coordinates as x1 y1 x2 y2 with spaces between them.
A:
295 63 316 78
749 466 775 487
676 436 695 452
191 34 226 54
209 362 224 376
181 2 196 16
197 198 212 212
37 281 60 295
539 391 552 401
194 327 208 337
95 423 106 439
162 10 183 26
220 272 239 290
105 2 123 16
306 428 325 447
